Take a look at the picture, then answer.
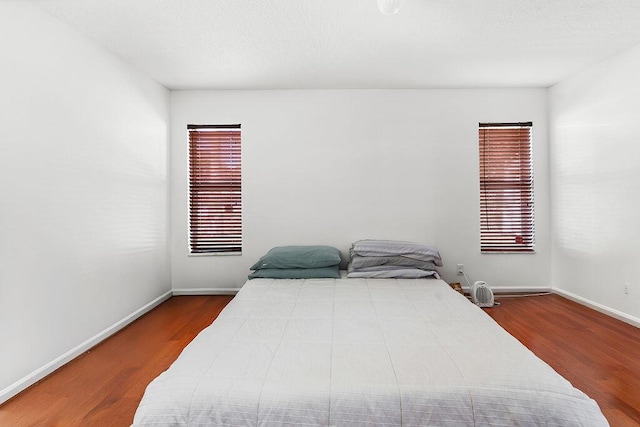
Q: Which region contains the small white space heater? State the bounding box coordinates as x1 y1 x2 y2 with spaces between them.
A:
470 281 495 308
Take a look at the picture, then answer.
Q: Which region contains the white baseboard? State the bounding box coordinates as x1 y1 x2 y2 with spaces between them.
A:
552 287 640 328
0 290 172 405
172 288 240 295
462 286 552 294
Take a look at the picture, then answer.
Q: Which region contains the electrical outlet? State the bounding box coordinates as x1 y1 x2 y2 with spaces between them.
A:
456 264 464 276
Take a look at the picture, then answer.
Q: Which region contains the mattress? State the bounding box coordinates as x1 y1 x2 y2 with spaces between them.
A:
133 275 608 426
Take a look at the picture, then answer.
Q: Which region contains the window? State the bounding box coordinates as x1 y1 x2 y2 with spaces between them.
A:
478 122 534 253
188 124 241 254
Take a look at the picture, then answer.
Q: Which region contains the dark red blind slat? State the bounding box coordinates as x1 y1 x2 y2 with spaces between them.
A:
479 123 535 253
189 126 242 254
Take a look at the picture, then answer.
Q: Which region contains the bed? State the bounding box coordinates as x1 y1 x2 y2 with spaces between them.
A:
133 273 608 426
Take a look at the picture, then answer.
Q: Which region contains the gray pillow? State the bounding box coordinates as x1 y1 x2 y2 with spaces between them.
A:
250 245 341 270
248 266 341 280
350 240 443 266
346 268 439 279
349 255 437 271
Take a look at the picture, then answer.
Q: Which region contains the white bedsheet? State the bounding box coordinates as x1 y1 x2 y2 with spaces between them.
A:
133 276 608 426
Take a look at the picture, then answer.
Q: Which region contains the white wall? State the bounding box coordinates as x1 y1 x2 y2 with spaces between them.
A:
171 89 550 292
0 4 170 397
549 44 640 321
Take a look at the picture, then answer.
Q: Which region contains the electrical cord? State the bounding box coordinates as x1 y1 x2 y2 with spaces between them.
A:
493 292 552 298
461 271 473 289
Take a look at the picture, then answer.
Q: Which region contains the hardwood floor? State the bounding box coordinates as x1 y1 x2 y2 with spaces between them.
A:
0 295 233 427
486 294 640 427
1 293 639 426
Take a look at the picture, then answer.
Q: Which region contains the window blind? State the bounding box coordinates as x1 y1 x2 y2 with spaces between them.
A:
188 124 242 254
479 122 534 253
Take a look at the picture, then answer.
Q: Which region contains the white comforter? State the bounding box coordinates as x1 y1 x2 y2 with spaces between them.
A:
134 276 608 426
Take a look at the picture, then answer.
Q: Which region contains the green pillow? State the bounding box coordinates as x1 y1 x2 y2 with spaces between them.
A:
248 266 341 280
250 245 341 270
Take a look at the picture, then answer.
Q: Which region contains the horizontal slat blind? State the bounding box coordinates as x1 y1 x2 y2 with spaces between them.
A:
479 123 534 253
188 125 241 254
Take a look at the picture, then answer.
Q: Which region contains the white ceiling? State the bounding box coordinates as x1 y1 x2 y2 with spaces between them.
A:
33 0 640 90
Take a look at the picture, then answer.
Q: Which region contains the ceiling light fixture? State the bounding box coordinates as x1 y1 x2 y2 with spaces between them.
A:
378 0 400 15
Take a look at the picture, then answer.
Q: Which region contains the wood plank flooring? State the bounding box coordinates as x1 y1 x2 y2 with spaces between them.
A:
1 293 639 426
0 296 233 427
486 294 640 427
